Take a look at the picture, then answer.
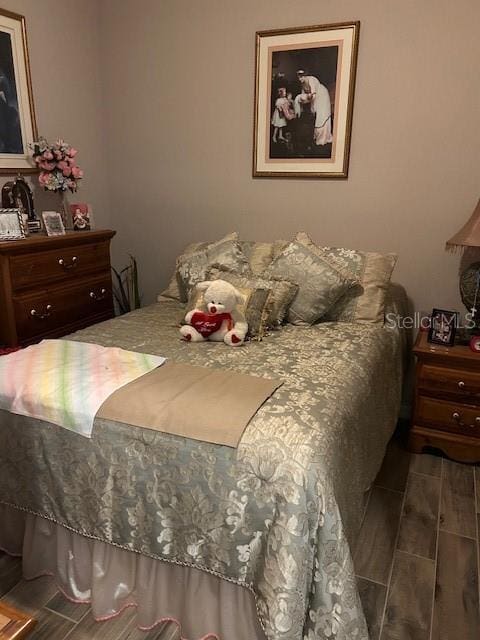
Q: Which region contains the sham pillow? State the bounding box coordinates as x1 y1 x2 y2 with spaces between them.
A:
160 240 206 302
176 233 249 302
263 238 358 326
207 265 299 328
295 232 397 324
239 242 275 275
186 281 273 340
159 233 244 302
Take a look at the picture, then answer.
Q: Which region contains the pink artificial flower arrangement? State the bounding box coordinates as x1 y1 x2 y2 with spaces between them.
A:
30 137 84 193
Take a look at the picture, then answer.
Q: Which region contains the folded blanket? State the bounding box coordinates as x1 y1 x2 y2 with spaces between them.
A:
98 360 283 447
0 340 165 437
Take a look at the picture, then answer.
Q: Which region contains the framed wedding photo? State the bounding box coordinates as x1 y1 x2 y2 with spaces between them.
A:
253 21 360 178
0 8 37 174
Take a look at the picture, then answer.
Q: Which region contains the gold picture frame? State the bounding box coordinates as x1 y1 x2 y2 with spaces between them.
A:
253 21 360 179
0 8 37 174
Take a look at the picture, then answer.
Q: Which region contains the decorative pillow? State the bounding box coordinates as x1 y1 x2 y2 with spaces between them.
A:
272 239 289 258
295 232 398 324
207 265 299 328
186 281 273 340
160 240 207 302
263 237 358 326
159 233 245 302
175 233 249 302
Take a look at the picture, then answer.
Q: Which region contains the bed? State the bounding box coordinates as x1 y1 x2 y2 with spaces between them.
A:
0 280 408 640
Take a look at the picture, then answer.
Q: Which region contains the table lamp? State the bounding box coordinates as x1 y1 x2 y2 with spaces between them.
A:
446 197 480 325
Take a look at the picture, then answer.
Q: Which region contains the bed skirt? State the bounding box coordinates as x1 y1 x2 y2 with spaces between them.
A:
0 504 266 640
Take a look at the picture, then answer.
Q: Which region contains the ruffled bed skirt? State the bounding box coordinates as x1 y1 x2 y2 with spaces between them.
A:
0 504 266 640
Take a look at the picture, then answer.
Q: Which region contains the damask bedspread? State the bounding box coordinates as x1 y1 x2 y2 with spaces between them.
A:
0 299 405 640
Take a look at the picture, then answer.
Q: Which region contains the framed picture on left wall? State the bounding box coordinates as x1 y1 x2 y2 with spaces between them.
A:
0 8 37 174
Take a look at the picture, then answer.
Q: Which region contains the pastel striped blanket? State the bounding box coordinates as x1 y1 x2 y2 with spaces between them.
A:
0 340 165 438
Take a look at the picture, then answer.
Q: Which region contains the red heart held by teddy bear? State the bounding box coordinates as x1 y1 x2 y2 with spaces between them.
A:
190 311 232 338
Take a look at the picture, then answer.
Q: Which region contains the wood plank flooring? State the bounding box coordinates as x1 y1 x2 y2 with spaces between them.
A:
0 436 479 639
355 438 480 640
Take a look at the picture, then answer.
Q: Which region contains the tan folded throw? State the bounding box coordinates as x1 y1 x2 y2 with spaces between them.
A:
97 361 282 447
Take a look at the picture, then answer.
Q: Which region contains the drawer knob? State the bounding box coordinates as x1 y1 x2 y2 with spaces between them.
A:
30 304 52 320
451 411 479 429
58 256 78 270
89 288 107 301
458 381 465 388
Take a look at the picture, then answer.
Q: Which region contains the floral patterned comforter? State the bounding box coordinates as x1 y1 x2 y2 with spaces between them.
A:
0 300 404 640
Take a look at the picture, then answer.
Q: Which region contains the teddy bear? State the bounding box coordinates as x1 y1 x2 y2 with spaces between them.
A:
179 279 248 346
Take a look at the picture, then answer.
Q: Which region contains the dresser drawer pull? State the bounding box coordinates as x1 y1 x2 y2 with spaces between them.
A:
30 304 52 320
89 288 107 301
58 256 78 270
458 381 465 389
452 411 480 429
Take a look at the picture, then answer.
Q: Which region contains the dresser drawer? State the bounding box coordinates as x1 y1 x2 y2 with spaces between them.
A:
10 241 111 291
416 395 480 438
417 363 480 401
13 274 113 341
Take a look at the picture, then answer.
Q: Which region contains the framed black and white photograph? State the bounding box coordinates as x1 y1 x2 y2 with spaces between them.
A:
253 22 360 178
0 8 37 174
428 308 458 347
42 211 66 237
0 208 26 240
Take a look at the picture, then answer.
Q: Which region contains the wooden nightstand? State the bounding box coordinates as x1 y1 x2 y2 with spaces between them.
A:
0 230 116 347
409 330 480 463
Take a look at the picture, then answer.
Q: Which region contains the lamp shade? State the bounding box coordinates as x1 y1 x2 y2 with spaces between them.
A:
446 198 480 251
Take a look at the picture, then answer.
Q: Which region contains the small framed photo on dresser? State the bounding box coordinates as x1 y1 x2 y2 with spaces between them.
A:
0 208 27 240
428 308 458 346
41 211 65 236
69 203 92 231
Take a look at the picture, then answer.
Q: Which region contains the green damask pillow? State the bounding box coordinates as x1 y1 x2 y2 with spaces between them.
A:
295 233 397 324
263 239 358 326
159 232 245 302
176 233 249 302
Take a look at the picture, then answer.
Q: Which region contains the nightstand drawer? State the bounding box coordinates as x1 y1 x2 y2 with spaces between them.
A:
416 395 480 437
10 240 111 291
418 363 480 400
13 274 113 342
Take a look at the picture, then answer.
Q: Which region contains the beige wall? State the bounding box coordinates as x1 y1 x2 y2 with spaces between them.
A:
98 0 480 314
5 1 479 315
0 0 110 228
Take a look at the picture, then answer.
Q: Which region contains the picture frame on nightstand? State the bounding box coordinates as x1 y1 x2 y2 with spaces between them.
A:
427 308 457 347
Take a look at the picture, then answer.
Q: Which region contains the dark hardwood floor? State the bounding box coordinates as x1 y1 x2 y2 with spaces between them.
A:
0 438 479 640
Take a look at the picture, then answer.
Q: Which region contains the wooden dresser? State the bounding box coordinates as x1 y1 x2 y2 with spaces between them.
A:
0 230 116 347
409 330 480 462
